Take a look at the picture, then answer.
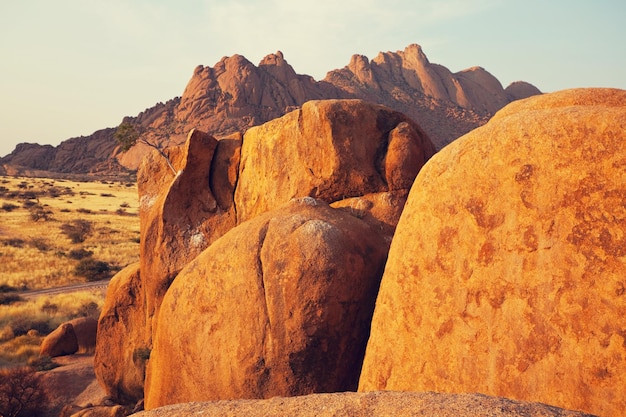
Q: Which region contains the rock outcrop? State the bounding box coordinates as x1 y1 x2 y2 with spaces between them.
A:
40 322 79 357
136 391 595 417
67 317 98 354
1 44 540 176
137 129 238 333
358 88 626 417
145 198 388 408
235 99 435 223
39 317 97 358
95 99 436 406
94 263 147 404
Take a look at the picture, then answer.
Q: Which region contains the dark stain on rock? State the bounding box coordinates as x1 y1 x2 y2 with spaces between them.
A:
515 164 534 182
478 241 495 265
523 226 538 252
465 198 505 229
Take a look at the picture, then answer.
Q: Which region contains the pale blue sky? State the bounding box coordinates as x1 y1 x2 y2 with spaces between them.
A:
0 0 624 157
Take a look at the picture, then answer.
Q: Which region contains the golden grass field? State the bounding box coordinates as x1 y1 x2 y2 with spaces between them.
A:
0 175 140 367
0 175 139 290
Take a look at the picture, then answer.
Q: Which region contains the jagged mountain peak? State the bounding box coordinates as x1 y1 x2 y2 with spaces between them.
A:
0 44 541 177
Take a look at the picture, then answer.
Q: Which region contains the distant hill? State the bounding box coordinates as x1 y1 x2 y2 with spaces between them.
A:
0 44 540 178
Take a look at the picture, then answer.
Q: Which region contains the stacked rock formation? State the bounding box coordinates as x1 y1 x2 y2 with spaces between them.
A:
358 88 626 417
94 99 436 408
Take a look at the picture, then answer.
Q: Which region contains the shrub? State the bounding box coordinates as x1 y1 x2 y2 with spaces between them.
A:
20 191 37 200
100 193 115 197
60 219 93 243
29 205 53 222
0 293 23 306
0 367 48 417
75 301 100 319
3 238 25 248
68 248 93 260
1 202 19 212
133 347 151 363
74 258 111 281
28 355 59 371
29 238 51 252
10 317 52 337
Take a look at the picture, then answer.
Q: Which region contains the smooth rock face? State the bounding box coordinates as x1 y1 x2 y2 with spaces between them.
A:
358 88 626 417
136 391 595 417
67 317 98 354
94 263 147 405
40 322 78 357
145 199 388 409
235 99 435 223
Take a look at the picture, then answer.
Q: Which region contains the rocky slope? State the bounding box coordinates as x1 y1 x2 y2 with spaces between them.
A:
0 44 539 177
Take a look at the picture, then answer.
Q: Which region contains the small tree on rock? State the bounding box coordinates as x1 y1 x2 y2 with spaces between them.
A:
114 121 176 175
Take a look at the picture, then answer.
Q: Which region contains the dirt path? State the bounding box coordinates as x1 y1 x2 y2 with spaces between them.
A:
17 279 110 299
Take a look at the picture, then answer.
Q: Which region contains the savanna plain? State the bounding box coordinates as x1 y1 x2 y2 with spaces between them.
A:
0 175 139 368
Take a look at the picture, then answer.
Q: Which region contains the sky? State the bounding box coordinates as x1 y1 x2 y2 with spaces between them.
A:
0 0 624 158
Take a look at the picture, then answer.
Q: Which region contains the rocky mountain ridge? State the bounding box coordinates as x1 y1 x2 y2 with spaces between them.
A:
0 44 540 177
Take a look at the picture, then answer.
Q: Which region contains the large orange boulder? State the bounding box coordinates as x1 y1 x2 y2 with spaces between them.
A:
94 263 148 405
138 129 239 333
145 198 388 409
40 322 78 357
358 88 626 417
234 99 435 223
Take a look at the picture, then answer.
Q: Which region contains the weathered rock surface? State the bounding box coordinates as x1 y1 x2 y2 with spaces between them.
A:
144 198 388 409
94 263 147 405
358 88 626 417
1 44 540 175
136 391 595 417
41 354 106 417
40 322 78 357
235 99 435 223
138 128 237 334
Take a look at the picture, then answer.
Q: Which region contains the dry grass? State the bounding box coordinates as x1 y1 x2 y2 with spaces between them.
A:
0 291 104 367
0 176 139 368
0 176 140 290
